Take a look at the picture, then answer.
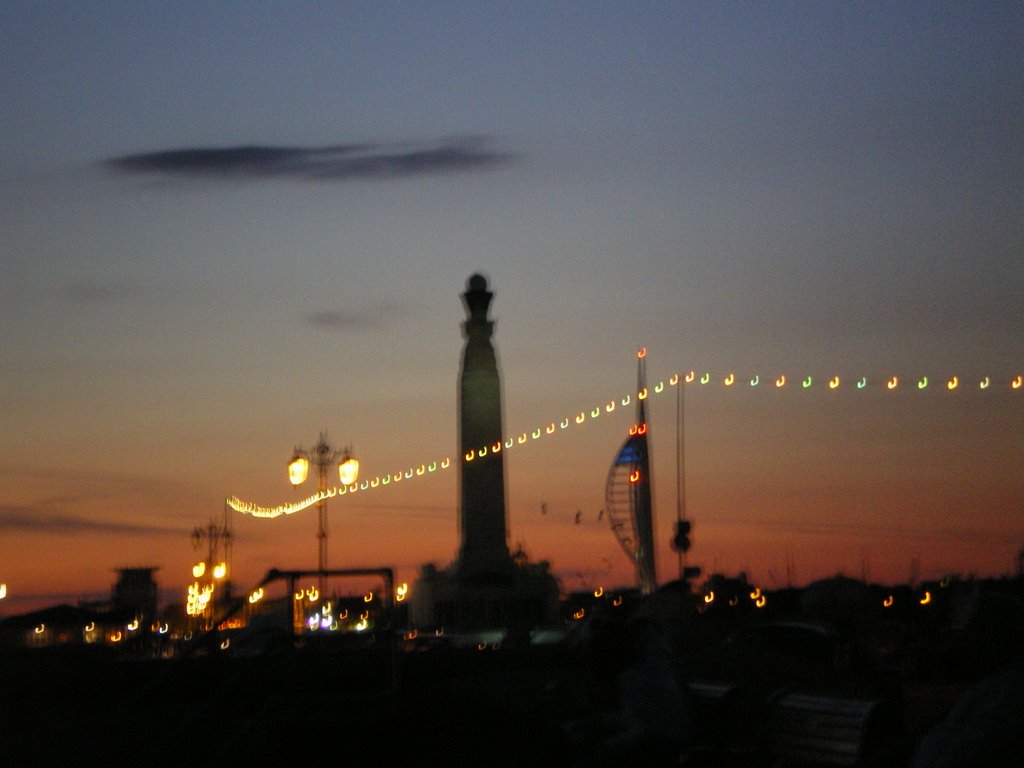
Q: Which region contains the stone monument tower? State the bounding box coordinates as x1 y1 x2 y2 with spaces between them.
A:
412 274 559 635
457 273 514 579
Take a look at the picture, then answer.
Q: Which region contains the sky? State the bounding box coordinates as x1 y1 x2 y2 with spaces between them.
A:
2 2 1022 613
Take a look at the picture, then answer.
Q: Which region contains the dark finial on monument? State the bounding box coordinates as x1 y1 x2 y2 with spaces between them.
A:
463 272 493 323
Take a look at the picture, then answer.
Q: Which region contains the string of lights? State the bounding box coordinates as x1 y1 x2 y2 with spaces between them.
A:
227 364 1022 519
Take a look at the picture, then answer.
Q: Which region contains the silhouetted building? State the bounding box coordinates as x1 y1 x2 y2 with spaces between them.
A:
413 274 559 636
113 567 159 624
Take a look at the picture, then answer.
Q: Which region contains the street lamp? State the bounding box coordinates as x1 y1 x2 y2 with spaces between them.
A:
289 431 358 586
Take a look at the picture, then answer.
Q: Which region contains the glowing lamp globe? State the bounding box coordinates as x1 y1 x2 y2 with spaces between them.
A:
288 455 309 486
339 457 359 486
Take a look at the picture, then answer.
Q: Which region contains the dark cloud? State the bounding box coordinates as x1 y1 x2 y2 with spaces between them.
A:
0 504 184 537
103 138 517 181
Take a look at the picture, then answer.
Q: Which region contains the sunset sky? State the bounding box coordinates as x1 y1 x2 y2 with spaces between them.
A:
2 2 1022 613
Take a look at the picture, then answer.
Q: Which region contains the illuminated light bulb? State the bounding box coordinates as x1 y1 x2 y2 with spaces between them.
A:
802 376 813 388
1013 375 1023 389
629 424 639 436
546 423 556 434
212 562 227 580
382 475 391 485
193 562 206 579
504 438 514 449
828 376 840 389
919 591 932 605
750 375 759 386
441 458 451 468
84 622 95 632
637 346 646 358
629 469 640 483
887 376 898 390
699 373 710 384
638 387 648 399
394 472 403 481
518 433 527 444
465 450 475 461
605 402 615 413
0 583 7 600
532 428 542 439
360 480 370 489
685 371 695 383
980 376 990 389
669 374 680 385
249 588 264 604
560 418 570 429
776 376 786 388
594 587 604 598
127 619 139 631
947 376 959 390
34 624 45 634
288 455 310 486
729 596 739 606
755 595 766 608
883 595 894 608
307 587 319 602
724 374 735 386
703 591 715 604
591 407 601 418
370 477 379 487
338 457 359 487
491 442 501 453
159 624 169 634
364 592 374 603
110 631 121 642
749 587 762 600
576 412 586 424
917 377 928 389
612 596 623 607
321 616 333 629
621 395 631 406
359 610 369 621
478 447 488 458
654 382 664 393
857 377 867 389
638 423 647 435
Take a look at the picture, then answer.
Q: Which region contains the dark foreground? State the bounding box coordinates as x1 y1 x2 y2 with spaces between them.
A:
3 640 1015 767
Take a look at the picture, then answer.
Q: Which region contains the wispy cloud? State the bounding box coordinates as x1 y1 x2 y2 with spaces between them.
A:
65 280 138 304
103 137 517 181
0 503 185 537
305 303 401 331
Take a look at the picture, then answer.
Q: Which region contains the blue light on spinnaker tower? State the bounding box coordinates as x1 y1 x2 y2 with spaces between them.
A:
605 348 656 595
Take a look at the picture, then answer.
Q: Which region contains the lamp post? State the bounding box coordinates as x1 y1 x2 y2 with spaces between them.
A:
289 431 359 589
